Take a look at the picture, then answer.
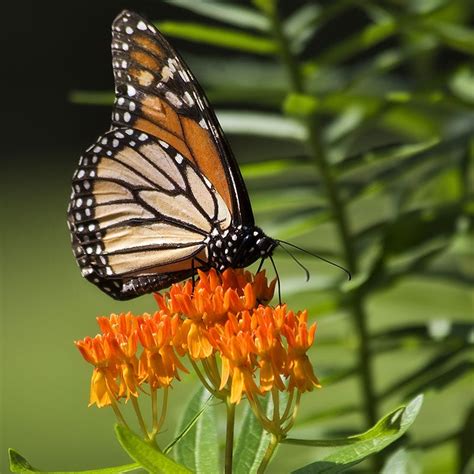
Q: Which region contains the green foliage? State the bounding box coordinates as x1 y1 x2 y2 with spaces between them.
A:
65 0 473 472
173 387 219 473
8 448 139 473
115 425 191 473
290 395 423 473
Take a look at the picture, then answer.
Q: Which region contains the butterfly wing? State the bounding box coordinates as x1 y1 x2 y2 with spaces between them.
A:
68 127 232 299
68 10 256 299
109 10 254 226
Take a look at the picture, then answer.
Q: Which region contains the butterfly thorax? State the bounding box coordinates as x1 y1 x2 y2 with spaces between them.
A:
206 225 277 271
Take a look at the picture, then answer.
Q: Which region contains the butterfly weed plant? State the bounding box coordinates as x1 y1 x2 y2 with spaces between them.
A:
10 0 473 473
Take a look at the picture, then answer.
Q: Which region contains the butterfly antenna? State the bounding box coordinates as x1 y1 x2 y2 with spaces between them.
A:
277 242 311 282
269 255 281 305
276 240 352 281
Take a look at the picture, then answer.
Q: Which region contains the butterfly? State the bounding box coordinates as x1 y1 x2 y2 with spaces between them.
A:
67 10 277 300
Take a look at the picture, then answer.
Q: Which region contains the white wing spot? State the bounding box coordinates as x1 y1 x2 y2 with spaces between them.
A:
124 112 131 122
199 118 208 130
125 129 134 135
138 133 148 141
125 26 134 34
127 85 137 97
93 146 102 153
137 21 147 31
165 91 182 108
159 140 169 148
122 42 129 51
129 101 136 111
112 139 119 147
77 170 85 179
175 154 184 164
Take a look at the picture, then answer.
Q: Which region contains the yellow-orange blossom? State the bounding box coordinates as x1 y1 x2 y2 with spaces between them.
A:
75 268 320 407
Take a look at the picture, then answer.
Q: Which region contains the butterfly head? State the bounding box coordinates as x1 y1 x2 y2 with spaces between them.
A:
208 225 277 271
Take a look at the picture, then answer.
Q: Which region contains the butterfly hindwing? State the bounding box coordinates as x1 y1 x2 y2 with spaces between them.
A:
109 10 253 226
68 127 232 299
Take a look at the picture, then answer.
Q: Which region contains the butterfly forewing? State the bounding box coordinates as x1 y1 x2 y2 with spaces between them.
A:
109 10 253 225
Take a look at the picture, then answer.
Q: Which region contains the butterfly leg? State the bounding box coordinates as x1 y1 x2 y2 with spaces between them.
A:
269 255 281 305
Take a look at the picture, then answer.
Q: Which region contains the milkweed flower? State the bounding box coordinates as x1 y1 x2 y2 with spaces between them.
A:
75 268 320 439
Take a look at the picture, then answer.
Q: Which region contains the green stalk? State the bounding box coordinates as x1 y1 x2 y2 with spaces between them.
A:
266 0 378 432
225 397 236 474
257 434 279 474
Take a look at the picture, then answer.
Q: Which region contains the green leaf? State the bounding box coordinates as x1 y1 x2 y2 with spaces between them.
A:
283 93 320 118
379 346 469 399
69 90 113 106
8 448 139 473
316 19 397 65
459 405 474 473
217 111 307 141
115 425 192 474
174 386 219 473
381 448 422 474
164 0 269 31
283 3 321 54
288 395 423 473
234 400 272 474
156 22 277 55
449 65 474 104
423 19 474 55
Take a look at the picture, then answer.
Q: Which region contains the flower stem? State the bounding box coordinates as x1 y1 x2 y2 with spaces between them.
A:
131 397 149 439
156 386 169 433
224 397 236 474
257 433 279 474
266 0 378 440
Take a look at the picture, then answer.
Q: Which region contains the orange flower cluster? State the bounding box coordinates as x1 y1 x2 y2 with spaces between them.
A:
75 312 187 407
76 268 320 408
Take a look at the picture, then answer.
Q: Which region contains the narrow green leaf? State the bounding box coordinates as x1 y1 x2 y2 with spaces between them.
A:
284 93 320 118
405 360 474 399
381 448 421 474
234 400 271 474
283 3 321 53
458 405 474 473
69 90 113 106
289 395 423 473
8 448 139 473
449 65 474 104
423 19 474 55
164 0 269 31
115 425 191 474
156 22 277 54
316 19 397 65
174 386 219 473
379 346 468 399
335 139 440 175
217 111 307 141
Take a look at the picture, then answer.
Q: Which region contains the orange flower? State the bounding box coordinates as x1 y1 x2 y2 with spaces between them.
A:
97 313 140 400
137 312 188 389
283 310 321 392
75 334 120 407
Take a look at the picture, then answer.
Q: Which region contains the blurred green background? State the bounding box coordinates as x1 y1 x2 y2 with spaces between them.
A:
2 0 473 472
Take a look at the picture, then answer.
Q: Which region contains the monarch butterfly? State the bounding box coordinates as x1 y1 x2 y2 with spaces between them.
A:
67 10 277 300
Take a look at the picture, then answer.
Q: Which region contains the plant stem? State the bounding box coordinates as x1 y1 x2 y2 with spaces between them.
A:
267 0 378 432
257 434 279 474
131 397 150 439
225 397 236 474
